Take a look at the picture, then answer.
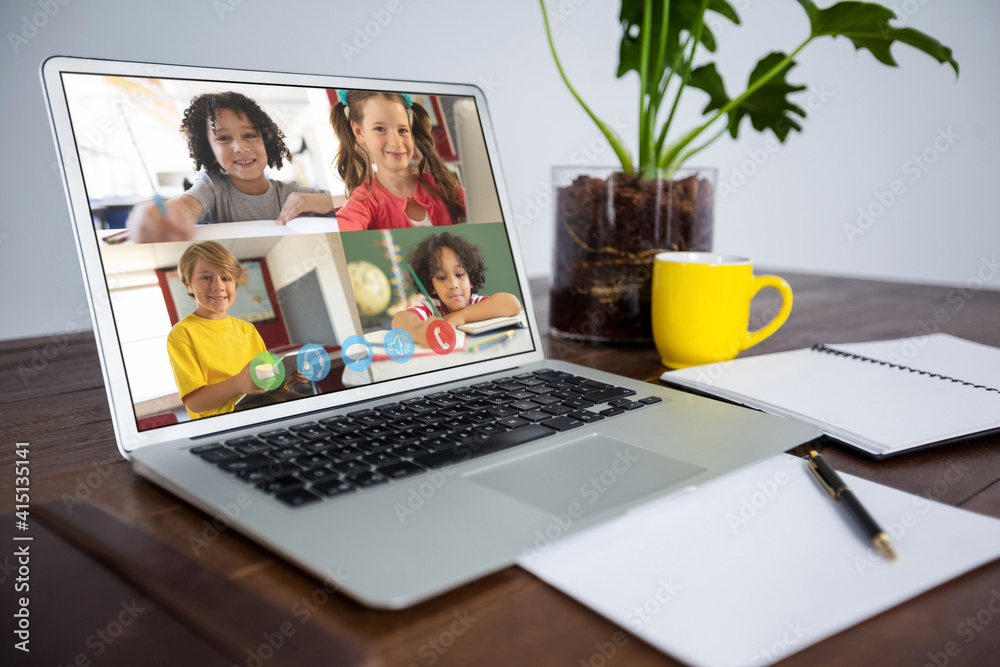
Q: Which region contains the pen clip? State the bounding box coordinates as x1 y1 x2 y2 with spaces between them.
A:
807 459 838 499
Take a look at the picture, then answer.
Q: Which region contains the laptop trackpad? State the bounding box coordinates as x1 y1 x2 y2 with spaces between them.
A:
466 434 706 518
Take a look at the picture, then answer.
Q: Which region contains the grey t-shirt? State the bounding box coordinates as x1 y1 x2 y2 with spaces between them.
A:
184 171 329 224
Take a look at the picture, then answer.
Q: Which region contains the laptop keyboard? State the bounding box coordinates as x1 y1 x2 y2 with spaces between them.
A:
189 369 663 508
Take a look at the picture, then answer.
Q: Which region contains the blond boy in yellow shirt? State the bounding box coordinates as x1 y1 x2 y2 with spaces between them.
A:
167 242 300 419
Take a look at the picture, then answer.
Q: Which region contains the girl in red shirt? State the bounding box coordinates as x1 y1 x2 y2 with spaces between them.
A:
331 90 466 231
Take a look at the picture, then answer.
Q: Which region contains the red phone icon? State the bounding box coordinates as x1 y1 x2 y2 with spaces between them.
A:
426 320 456 355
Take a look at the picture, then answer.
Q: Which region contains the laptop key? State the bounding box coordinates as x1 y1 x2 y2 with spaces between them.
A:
328 445 364 461
275 487 322 508
293 426 331 442
377 461 426 479
328 431 367 446
218 454 273 474
570 410 605 423
530 395 562 406
506 389 535 400
562 397 596 410
534 370 573 382
393 443 429 457
639 396 664 405
608 398 635 407
414 424 451 438
222 436 257 448
264 434 305 448
510 400 540 411
312 479 356 497
496 417 529 429
584 386 636 403
257 475 304 494
541 405 573 416
235 442 271 455
298 466 340 483
620 401 644 411
191 443 224 455
383 432 422 447
346 470 389 488
318 418 358 435
540 416 586 432
357 440 393 454
200 448 240 463
363 452 401 467
519 410 550 422
329 459 370 475
486 406 519 418
600 407 626 417
475 423 508 436
297 454 333 469
270 447 304 460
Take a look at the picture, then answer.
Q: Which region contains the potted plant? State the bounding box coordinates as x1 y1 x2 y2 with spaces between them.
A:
541 0 958 343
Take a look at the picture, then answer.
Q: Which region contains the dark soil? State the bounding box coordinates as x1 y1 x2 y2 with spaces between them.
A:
550 172 713 342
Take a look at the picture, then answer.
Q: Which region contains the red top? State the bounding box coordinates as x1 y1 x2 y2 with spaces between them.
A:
335 173 465 231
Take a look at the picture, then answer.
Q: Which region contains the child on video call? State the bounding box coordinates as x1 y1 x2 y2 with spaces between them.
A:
167 241 303 420
331 90 466 231
128 92 334 242
391 232 521 347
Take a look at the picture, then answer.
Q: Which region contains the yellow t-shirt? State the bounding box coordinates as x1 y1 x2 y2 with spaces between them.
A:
166 313 267 420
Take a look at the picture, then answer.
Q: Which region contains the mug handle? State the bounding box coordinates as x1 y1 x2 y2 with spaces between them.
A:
743 275 793 351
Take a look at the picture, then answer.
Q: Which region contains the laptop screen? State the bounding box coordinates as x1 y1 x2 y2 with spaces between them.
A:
57 70 535 432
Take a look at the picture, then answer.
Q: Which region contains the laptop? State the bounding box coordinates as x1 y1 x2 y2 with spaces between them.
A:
41 56 819 609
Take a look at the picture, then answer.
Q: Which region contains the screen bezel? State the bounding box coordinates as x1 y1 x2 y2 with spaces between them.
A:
41 56 545 456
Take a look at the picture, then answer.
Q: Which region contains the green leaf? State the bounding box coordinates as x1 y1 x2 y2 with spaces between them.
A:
687 63 729 113
691 53 807 142
617 0 740 80
794 0 958 75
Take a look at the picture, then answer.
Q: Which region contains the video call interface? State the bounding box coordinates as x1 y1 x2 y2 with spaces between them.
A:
61 71 533 431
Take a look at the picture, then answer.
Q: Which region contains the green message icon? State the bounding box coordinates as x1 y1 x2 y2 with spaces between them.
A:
250 351 284 391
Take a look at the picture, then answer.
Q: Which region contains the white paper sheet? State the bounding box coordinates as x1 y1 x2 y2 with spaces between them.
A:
518 454 1000 667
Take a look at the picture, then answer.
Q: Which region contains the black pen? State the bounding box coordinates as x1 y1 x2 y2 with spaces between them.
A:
807 450 897 560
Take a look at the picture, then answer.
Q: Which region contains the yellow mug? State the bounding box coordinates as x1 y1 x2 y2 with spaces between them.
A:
652 252 793 369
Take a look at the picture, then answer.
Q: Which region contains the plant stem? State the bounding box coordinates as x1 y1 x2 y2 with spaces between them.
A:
659 36 811 171
538 0 635 173
638 0 653 167
657 0 709 163
676 125 728 167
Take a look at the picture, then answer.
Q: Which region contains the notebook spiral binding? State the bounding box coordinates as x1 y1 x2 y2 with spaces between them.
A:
811 344 1000 394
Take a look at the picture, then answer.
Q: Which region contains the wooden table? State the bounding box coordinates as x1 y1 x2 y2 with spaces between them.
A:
2 272 999 667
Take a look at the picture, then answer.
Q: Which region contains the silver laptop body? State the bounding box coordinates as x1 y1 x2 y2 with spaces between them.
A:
42 56 819 609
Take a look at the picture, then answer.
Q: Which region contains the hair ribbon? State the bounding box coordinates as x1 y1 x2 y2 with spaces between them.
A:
338 89 349 118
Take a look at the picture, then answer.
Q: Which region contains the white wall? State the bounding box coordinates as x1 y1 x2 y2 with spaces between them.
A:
1 0 996 341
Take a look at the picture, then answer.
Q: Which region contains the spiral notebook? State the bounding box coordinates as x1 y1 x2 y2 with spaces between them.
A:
660 334 1000 458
